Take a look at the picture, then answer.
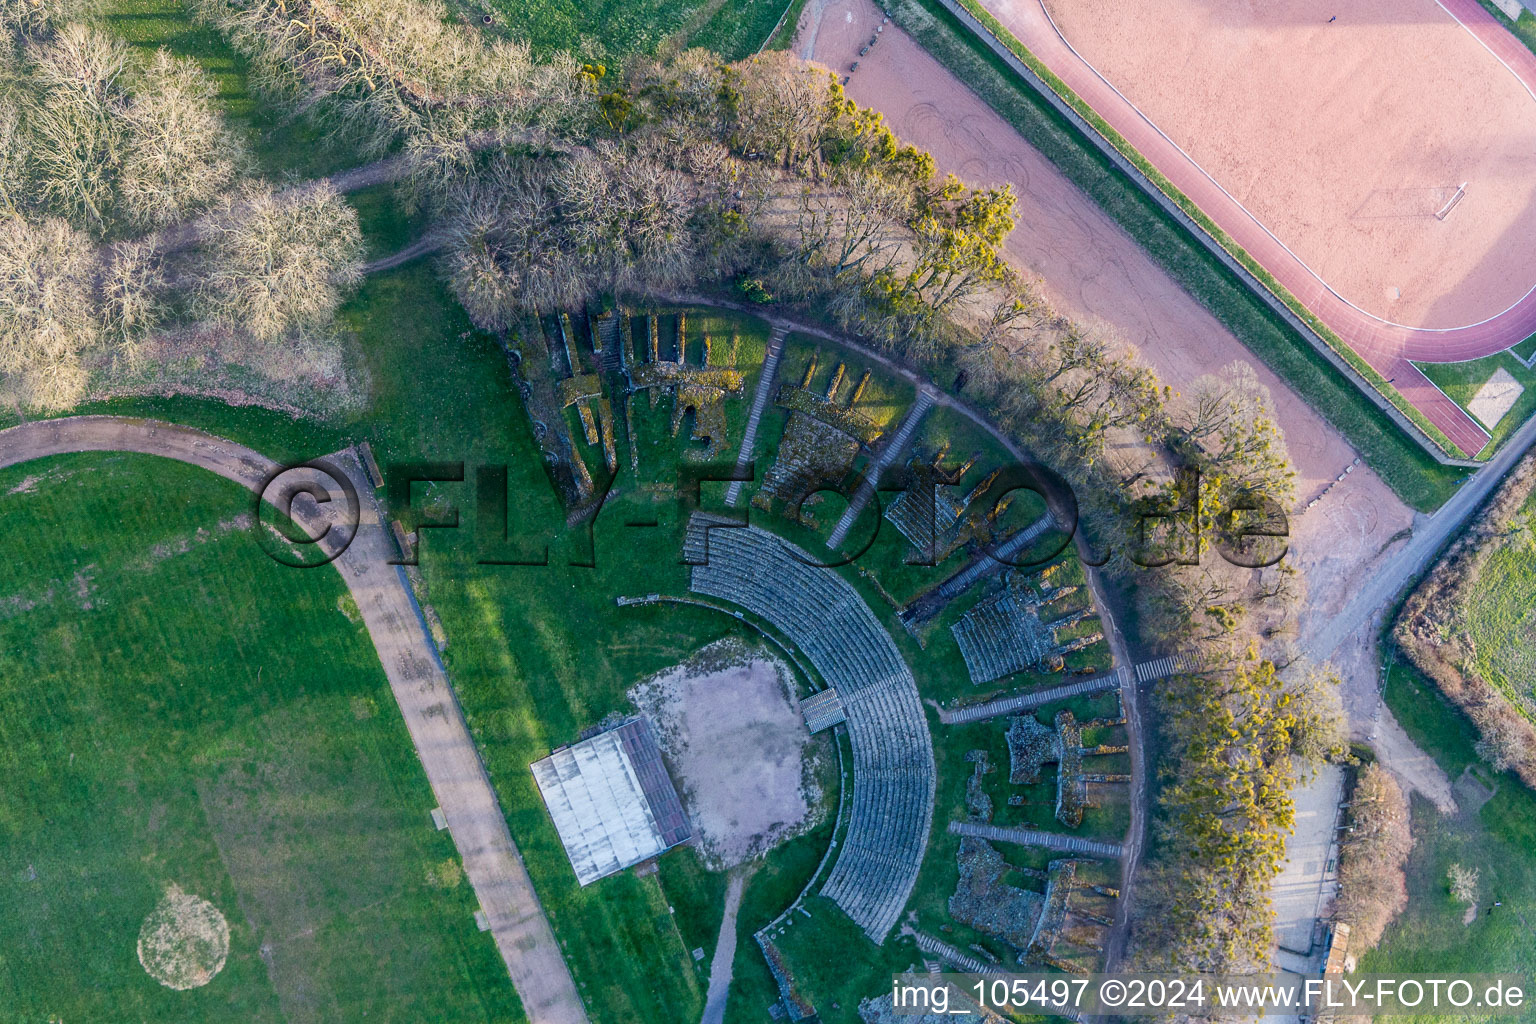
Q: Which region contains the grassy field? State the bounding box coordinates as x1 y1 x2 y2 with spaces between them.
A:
1416 353 1536 458
890 0 1468 510
1455 488 1536 710
0 454 519 1022
464 0 792 63
1373 656 1536 1023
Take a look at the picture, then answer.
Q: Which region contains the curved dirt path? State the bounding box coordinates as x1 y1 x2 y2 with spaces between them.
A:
985 0 1536 453
0 416 588 1024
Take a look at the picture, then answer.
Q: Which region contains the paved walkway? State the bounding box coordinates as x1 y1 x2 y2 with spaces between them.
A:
977 0 1536 454
1271 764 1344 957
700 869 749 1024
0 416 588 1024
1305 402 1536 662
939 651 1202 724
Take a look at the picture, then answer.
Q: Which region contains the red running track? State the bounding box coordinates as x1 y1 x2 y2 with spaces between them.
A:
994 0 1536 456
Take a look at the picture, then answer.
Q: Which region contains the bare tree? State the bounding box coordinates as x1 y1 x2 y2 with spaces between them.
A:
0 213 97 409
24 23 129 231
1333 763 1411 951
197 180 364 342
99 237 163 354
118 49 245 229
1447 863 1480 908
729 51 834 168
1180 361 1296 503
441 159 585 326
2 0 97 39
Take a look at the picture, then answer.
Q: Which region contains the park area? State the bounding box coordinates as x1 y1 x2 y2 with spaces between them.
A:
0 453 518 1022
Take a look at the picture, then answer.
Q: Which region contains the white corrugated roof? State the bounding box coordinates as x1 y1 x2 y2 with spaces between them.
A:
530 731 668 886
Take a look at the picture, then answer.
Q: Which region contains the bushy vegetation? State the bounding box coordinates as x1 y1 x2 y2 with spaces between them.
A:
1133 656 1344 970
0 4 365 410
1333 762 1413 953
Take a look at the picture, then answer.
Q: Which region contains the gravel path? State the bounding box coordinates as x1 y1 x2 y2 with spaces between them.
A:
0 416 588 1024
700 869 749 1024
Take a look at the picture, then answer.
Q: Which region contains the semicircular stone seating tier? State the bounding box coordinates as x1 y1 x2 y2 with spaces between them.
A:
686 515 936 943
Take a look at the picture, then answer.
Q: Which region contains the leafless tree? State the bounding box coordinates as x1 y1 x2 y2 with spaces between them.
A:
118 50 245 229
24 23 129 231
729 51 834 168
99 237 163 354
1333 763 1411 951
0 213 97 409
197 180 364 342
3 0 96 39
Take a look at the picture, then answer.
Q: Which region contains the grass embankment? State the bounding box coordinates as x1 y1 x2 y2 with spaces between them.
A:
1456 487 1536 707
458 0 790 63
1416 354 1536 458
1373 657 1536 1023
892 0 1468 510
0 455 519 1022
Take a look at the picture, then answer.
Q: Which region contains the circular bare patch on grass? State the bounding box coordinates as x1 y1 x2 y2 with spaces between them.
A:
137 883 230 990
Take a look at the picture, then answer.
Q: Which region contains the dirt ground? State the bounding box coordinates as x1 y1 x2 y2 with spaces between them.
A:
137 883 230 991
796 0 1416 657
1035 0 1536 330
630 646 820 868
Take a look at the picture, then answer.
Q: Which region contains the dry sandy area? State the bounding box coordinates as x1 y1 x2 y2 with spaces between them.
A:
797 0 1414 637
1035 0 1536 329
630 646 820 868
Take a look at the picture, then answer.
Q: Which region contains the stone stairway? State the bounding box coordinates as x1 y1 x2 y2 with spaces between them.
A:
724 326 787 508
825 385 937 549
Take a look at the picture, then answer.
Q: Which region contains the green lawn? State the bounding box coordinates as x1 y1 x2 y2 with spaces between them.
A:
0 0 1155 1018
1456 489 1536 709
1416 353 1536 458
0 454 519 1022
891 0 1467 510
53 263 1128 1021
1372 657 1536 1024
464 0 792 63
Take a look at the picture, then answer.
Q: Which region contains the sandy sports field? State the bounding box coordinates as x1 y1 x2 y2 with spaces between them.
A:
1033 0 1536 333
